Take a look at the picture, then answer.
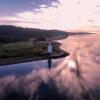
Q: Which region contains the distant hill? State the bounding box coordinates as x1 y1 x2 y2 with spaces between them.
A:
0 25 68 43
68 32 93 36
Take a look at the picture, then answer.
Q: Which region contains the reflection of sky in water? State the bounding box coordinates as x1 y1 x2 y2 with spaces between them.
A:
0 34 100 100
0 58 62 77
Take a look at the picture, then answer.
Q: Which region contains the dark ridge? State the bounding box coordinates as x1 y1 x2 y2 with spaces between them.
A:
0 25 68 43
68 32 94 36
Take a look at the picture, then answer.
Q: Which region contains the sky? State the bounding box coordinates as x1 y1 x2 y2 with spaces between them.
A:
0 0 100 31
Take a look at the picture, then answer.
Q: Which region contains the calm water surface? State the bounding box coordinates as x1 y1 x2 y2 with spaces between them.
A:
0 58 62 76
0 34 100 100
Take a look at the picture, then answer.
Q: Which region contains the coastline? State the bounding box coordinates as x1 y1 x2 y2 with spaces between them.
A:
0 50 69 66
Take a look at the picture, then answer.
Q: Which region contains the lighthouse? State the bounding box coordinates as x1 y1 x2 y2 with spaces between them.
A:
47 39 52 69
47 40 52 55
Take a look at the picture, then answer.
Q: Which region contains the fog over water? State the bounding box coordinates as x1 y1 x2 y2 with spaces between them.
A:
0 33 100 100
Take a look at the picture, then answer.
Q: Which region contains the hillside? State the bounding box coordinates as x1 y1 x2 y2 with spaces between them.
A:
0 25 68 43
0 25 69 65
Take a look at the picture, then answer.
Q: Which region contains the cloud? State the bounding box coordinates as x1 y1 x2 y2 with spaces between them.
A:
39 4 47 8
0 0 100 30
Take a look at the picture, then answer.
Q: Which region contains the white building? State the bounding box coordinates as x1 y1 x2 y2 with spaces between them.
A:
47 40 52 54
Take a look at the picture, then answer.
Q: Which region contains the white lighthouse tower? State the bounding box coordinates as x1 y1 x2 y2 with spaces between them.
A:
47 39 52 69
47 40 52 55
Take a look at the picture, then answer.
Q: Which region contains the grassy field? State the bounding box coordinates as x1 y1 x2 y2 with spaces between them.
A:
0 40 62 60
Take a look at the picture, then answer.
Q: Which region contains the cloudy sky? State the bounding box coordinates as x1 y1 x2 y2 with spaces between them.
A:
0 0 100 30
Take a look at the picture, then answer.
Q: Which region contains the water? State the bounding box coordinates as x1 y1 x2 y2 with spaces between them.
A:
0 58 65 100
0 34 100 100
0 58 62 76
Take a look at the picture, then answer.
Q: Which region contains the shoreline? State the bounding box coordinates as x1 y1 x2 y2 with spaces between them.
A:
0 50 69 66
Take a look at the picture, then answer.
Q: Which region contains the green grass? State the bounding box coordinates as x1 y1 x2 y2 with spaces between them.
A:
0 41 61 59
